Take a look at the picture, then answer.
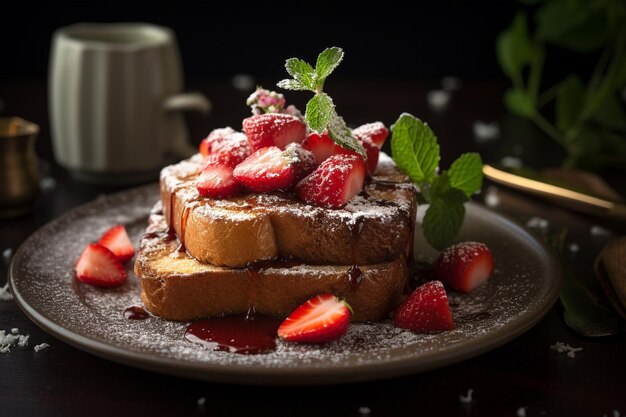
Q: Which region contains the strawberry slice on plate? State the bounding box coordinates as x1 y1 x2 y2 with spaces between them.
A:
433 241 494 293
242 113 306 151
296 154 366 209
352 122 389 149
98 224 135 262
393 281 454 333
196 162 241 198
278 293 352 344
75 243 128 287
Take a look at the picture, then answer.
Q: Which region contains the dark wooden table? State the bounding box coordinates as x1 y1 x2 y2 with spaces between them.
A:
1 79 625 417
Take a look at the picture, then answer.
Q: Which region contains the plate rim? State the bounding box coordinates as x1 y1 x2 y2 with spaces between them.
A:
9 183 562 385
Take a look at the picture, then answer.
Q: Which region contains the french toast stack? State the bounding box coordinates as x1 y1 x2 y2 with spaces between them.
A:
134 151 417 322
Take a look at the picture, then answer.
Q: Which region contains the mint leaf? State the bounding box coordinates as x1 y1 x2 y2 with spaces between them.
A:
422 189 467 250
285 58 315 90
314 47 344 88
277 79 308 91
305 93 334 132
448 153 483 197
327 113 366 158
390 113 440 185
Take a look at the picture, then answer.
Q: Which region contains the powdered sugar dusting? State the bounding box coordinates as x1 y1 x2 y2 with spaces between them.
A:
10 184 555 378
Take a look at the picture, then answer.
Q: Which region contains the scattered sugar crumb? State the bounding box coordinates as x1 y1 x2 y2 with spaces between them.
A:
501 156 523 169
550 341 582 358
512 144 524 155
33 343 50 352
590 225 610 237
197 397 206 407
231 74 255 92
0 329 29 353
359 406 371 416
3 248 12 264
459 389 473 404
442 76 462 91
427 89 451 111
517 407 527 417
485 186 500 207
526 217 549 230
40 176 57 192
0 283 13 301
568 243 579 253
473 121 500 143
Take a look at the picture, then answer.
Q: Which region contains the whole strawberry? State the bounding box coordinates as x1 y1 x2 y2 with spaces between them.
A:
242 113 306 151
394 281 454 333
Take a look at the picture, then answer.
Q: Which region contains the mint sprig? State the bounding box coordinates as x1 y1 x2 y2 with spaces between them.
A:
391 113 483 250
278 47 366 158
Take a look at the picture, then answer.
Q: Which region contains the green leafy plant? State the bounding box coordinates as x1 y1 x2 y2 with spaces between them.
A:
278 47 366 157
391 114 483 250
497 0 626 169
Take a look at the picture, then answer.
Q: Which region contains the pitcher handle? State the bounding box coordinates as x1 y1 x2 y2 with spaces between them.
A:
163 92 211 114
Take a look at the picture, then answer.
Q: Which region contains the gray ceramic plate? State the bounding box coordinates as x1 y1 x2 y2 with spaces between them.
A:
10 183 561 385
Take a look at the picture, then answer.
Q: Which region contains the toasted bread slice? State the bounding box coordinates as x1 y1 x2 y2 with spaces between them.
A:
135 211 409 322
161 153 416 268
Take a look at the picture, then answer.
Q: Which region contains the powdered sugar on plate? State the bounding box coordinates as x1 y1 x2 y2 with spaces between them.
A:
9 183 559 381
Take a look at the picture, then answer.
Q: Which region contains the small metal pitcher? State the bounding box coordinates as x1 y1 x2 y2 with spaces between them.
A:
0 117 40 217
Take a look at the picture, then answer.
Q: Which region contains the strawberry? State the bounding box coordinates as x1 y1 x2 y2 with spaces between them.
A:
302 131 378 174
233 146 297 192
302 131 337 164
278 293 352 343
196 161 241 198
97 225 135 262
199 127 236 157
393 281 454 333
284 143 317 181
242 113 306 151
209 132 250 168
352 122 389 149
433 242 494 293
75 243 128 287
296 154 366 209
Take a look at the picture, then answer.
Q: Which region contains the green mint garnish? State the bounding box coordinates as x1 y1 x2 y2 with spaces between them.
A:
391 113 483 250
278 47 366 158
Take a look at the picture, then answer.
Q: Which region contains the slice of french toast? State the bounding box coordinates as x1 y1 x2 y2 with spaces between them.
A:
134 210 409 322
161 152 417 268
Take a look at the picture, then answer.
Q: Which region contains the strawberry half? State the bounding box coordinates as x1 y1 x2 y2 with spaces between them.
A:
209 132 251 168
233 146 297 192
433 242 494 293
278 293 352 344
196 161 241 198
199 127 236 157
393 281 454 333
296 154 366 209
97 225 135 262
75 243 128 287
242 113 306 151
352 122 389 149
302 130 379 174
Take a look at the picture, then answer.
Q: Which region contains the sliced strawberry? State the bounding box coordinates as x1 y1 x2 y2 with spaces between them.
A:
302 131 337 164
358 136 379 174
283 143 317 181
433 242 494 293
352 122 389 149
278 293 351 344
242 113 306 151
233 146 296 192
209 132 251 168
295 154 366 209
196 162 241 198
75 243 127 287
97 225 135 262
199 127 236 157
393 281 454 333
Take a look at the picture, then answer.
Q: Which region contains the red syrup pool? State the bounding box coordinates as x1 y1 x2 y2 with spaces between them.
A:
185 313 282 355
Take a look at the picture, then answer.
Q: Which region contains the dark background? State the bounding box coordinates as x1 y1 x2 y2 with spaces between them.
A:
0 1 580 84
